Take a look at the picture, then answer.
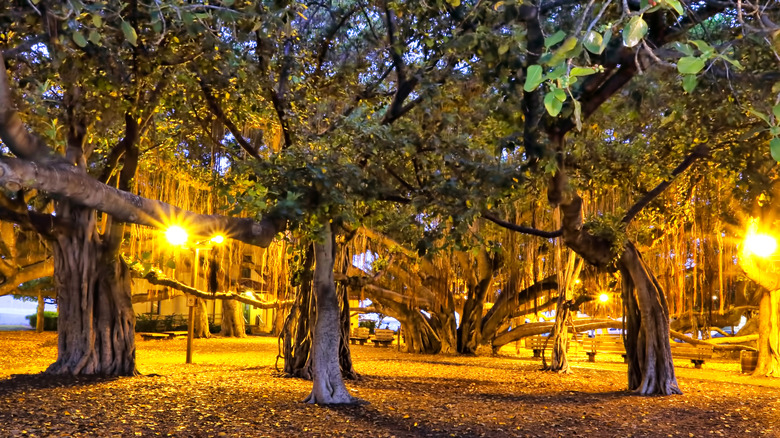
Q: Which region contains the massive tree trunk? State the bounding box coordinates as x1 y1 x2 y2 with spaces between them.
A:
456 248 494 354
47 205 136 376
280 254 315 379
620 243 680 395
755 289 780 376
220 299 246 337
305 223 355 404
738 249 780 377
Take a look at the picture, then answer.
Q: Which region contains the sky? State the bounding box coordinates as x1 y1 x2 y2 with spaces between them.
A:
0 296 56 326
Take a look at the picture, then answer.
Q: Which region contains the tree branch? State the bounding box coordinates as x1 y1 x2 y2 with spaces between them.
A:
132 267 292 309
197 77 262 160
482 212 563 238
0 157 282 247
622 144 709 225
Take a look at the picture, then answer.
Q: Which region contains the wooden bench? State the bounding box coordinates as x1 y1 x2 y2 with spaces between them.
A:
524 335 581 358
350 327 370 345
162 331 189 339
371 329 395 347
139 332 169 340
583 335 626 363
670 342 714 369
525 335 551 357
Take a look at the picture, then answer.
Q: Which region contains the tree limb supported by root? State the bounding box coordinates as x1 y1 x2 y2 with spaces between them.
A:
130 266 292 309
669 329 758 352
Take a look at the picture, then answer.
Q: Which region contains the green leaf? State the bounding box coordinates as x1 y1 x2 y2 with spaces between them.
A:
773 104 780 120
446 0 461 6
546 63 567 81
72 31 88 48
552 87 567 102
166 259 177 270
121 21 138 46
544 30 566 48
749 107 770 125
664 0 684 15
771 138 780 162
88 30 101 45
677 56 705 74
583 31 603 54
498 44 509 55
599 29 612 53
141 251 152 261
92 13 103 28
690 39 714 56
524 64 544 92
570 66 598 77
623 15 648 48
543 92 563 116
671 42 694 56
682 74 697 93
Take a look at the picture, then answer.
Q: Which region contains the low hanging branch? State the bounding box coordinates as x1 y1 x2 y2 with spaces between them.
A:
0 157 282 247
669 329 757 352
131 266 293 309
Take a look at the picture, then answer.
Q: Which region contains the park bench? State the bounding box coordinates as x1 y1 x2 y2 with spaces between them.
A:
162 331 188 339
583 335 626 363
371 329 395 347
138 332 169 340
670 342 714 369
350 327 370 345
524 335 581 358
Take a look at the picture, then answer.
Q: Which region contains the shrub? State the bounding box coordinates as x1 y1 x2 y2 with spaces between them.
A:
135 313 159 332
25 311 58 331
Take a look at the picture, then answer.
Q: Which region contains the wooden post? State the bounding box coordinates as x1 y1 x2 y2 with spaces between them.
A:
36 291 44 333
186 247 200 364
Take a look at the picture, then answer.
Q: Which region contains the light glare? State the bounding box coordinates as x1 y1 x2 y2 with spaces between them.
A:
744 234 777 258
599 293 609 303
166 226 188 246
210 234 225 244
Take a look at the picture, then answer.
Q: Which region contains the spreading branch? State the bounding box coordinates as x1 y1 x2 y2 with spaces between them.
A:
621 144 709 225
482 212 563 238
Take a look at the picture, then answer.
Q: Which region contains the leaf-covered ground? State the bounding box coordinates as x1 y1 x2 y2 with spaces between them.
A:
1 331 779 437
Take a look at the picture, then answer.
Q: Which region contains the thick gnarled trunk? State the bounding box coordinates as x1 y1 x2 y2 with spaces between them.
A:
456 248 494 355
305 223 355 404
620 243 681 395
47 206 136 376
220 299 246 338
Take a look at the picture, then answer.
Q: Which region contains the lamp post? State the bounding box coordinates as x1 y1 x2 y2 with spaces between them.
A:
166 226 225 364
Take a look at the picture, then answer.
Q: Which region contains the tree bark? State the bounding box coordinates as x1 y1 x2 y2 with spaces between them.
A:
304 222 355 404
36 291 44 333
220 299 246 337
620 243 681 395
755 289 780 376
456 248 493 354
46 205 136 376
193 298 211 339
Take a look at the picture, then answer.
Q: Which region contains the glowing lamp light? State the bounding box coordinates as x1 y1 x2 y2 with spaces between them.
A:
744 233 777 258
574 279 581 285
166 226 188 246
210 234 225 244
599 293 609 303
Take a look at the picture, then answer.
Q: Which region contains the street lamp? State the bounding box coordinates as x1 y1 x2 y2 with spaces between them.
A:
744 233 777 258
599 293 609 303
166 226 188 246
